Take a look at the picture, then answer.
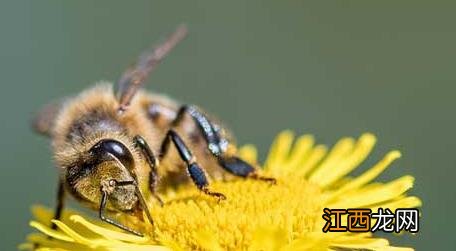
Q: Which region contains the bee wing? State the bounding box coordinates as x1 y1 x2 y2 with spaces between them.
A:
32 98 66 136
115 25 188 113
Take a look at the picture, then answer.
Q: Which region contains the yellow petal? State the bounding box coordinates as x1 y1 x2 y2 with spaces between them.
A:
264 130 294 174
282 134 314 172
326 150 401 201
29 221 74 242
70 215 150 243
311 133 376 188
295 144 328 177
238 144 258 165
309 137 355 183
51 220 101 248
329 175 415 208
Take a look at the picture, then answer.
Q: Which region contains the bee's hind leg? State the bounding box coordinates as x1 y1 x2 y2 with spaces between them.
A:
134 135 164 206
159 130 226 200
173 105 276 184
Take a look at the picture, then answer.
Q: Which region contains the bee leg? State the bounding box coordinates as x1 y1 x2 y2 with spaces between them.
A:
173 105 275 184
160 130 226 200
172 105 223 157
99 180 145 237
218 156 276 184
134 135 164 206
51 179 65 230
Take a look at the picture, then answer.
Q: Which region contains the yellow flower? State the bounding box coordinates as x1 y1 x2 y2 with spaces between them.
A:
21 131 421 251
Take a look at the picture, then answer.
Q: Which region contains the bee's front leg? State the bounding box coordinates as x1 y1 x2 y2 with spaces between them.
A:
98 179 147 237
98 180 143 237
133 135 164 206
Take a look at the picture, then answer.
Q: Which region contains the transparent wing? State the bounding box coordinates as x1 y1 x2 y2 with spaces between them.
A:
116 25 188 112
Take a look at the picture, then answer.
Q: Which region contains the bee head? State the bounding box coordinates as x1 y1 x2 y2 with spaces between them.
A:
65 139 139 212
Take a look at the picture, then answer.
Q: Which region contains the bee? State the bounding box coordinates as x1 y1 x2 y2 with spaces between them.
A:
32 25 275 236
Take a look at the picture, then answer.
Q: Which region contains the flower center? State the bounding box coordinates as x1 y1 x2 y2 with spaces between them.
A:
134 177 324 249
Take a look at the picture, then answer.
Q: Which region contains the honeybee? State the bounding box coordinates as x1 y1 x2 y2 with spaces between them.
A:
33 25 275 236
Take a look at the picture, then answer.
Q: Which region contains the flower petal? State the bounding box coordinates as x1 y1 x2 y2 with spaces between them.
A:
238 144 258 165
264 130 294 174
311 134 376 188
329 175 415 208
70 215 150 243
326 150 401 201
29 221 74 242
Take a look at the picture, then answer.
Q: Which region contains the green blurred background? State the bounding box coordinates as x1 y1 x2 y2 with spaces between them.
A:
0 0 454 250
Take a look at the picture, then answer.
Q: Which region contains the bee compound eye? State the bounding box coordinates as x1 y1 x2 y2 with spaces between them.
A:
90 139 135 169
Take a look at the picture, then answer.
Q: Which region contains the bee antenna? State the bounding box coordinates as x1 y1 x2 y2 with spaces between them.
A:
116 24 188 113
